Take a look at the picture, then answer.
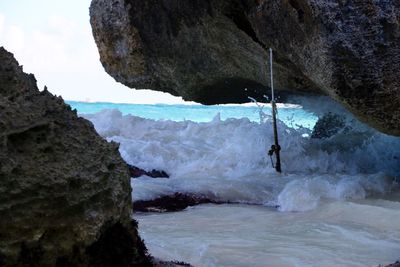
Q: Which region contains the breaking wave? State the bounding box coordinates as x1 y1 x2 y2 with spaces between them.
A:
83 101 400 212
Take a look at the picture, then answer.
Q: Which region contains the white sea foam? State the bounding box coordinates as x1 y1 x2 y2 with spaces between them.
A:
82 99 400 267
84 106 400 211
219 102 302 109
136 202 400 267
277 173 393 212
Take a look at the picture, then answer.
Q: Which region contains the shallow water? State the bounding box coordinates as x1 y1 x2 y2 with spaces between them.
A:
136 199 400 267
78 98 400 267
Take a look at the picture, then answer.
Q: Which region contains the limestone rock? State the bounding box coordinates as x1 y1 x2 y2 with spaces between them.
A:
0 47 151 266
90 0 400 136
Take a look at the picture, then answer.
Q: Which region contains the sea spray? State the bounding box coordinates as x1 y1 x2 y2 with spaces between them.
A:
277 173 393 212
83 105 400 211
78 101 400 267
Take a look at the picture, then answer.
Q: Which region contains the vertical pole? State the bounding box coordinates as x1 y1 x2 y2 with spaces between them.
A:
270 48 275 102
269 48 282 173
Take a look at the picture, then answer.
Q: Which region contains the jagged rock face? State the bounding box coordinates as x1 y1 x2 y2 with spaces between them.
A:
0 47 150 266
90 0 400 136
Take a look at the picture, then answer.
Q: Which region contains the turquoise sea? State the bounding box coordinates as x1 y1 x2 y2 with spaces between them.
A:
66 100 318 129
67 100 400 267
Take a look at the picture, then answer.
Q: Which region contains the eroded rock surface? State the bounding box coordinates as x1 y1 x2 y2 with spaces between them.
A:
90 0 400 135
133 193 222 212
0 47 151 266
128 164 169 179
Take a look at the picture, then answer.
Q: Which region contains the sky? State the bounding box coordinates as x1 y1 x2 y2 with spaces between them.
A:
0 0 186 104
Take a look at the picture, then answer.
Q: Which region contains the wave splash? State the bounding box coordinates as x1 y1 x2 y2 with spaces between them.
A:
84 105 400 212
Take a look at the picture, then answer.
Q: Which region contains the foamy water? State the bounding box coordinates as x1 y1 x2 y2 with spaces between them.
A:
137 201 400 267
81 99 400 267
84 108 399 208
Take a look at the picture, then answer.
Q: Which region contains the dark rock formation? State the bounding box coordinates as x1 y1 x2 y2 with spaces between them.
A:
152 259 193 267
128 164 169 178
0 47 151 266
385 261 400 267
90 0 400 136
311 112 346 139
133 193 221 212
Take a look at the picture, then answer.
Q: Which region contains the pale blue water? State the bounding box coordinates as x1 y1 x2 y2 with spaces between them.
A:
66 101 317 129
73 100 400 267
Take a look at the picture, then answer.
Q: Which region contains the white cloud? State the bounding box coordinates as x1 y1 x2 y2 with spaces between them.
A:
5 25 25 53
29 30 70 70
0 3 186 104
47 15 79 44
0 13 5 35
48 15 76 32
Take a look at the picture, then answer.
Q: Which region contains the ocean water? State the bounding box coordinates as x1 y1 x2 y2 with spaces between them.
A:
68 98 400 267
67 100 316 128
